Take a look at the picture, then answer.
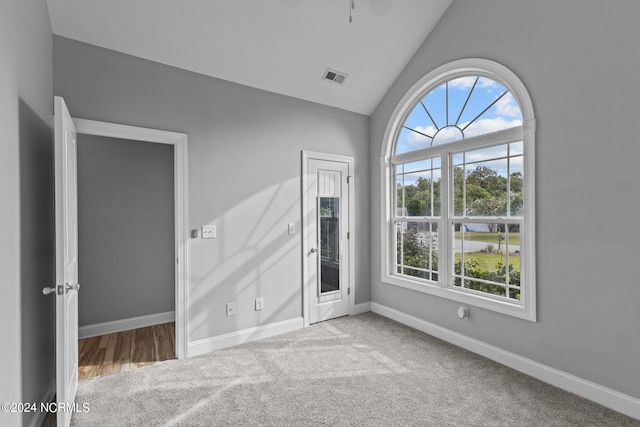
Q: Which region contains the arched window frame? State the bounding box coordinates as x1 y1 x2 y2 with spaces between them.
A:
380 58 536 321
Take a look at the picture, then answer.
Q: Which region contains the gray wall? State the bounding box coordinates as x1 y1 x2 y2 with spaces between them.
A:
77 135 175 326
0 1 54 426
54 36 371 342
370 0 640 399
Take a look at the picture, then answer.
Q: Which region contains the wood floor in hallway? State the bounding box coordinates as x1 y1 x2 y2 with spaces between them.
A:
78 322 175 381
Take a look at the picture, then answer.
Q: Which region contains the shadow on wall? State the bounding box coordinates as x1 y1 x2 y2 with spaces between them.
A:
189 177 302 339
19 98 56 425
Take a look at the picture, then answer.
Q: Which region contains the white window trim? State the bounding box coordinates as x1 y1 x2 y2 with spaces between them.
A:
380 58 537 321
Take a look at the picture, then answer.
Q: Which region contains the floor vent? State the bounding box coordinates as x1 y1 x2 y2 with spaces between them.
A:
323 68 348 85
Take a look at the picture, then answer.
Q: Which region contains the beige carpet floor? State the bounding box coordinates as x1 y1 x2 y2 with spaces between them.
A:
66 313 639 426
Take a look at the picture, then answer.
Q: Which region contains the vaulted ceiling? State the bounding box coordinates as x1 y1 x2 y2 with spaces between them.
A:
46 0 452 115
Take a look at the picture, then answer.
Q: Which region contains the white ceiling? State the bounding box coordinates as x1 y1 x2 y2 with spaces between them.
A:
46 0 452 115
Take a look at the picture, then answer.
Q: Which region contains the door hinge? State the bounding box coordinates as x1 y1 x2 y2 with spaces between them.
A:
348 287 351 295
347 175 352 184
347 232 350 239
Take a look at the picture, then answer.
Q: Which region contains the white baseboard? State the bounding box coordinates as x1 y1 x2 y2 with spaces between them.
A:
353 302 371 315
188 317 304 358
78 311 175 339
370 302 640 421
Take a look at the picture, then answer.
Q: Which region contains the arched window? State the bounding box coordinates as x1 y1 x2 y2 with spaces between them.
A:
381 59 536 320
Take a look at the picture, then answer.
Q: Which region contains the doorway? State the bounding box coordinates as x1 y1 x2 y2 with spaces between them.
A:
76 132 175 379
302 151 355 325
73 118 188 359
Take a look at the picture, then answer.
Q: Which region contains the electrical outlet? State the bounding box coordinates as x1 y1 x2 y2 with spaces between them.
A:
202 224 216 239
226 302 236 316
457 306 468 320
255 297 264 311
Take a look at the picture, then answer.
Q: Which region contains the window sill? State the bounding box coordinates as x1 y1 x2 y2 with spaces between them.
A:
382 273 536 322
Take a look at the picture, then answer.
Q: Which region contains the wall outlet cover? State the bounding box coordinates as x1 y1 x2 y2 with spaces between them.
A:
202 224 216 239
457 306 468 320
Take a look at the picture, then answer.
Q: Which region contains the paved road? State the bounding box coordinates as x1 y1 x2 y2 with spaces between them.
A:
408 230 520 253
453 239 519 253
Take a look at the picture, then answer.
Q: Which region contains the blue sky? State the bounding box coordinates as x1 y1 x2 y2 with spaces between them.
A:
396 76 523 155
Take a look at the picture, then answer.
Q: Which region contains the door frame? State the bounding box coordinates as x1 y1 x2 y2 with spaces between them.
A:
301 151 355 327
73 118 189 359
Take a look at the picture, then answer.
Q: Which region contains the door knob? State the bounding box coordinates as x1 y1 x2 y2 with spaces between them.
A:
42 287 56 295
310 247 318 253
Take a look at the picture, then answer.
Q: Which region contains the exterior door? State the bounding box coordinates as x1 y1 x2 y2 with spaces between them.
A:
303 152 354 324
54 96 79 427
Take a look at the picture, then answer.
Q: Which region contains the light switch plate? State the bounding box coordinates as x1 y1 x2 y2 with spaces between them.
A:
288 223 295 235
202 224 216 239
226 302 236 316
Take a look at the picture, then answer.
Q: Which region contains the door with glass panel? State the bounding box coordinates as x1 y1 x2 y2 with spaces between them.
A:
305 155 352 324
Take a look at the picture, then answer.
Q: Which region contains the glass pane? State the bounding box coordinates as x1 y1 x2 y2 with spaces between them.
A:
510 141 524 155
403 159 432 173
320 197 340 294
396 221 439 281
396 159 441 217
456 78 522 138
432 167 442 216
453 165 465 216
432 125 464 147
448 77 475 126
465 158 508 217
421 83 446 129
396 127 431 155
396 77 524 155
505 224 521 297
454 143 525 219
455 77 504 125
466 144 508 161
509 157 524 216
395 167 404 215
453 222 510 297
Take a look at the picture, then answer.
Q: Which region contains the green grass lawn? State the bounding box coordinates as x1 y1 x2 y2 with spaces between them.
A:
454 231 520 246
455 251 521 271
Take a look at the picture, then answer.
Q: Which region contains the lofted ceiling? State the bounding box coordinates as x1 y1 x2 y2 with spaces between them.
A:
46 0 452 115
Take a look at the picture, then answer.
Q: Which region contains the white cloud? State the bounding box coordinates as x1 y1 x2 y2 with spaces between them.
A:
449 76 499 91
448 77 476 90
406 125 435 147
463 117 522 138
432 126 464 145
495 93 521 118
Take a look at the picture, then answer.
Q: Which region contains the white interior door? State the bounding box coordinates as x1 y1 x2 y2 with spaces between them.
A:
54 96 79 427
304 153 353 324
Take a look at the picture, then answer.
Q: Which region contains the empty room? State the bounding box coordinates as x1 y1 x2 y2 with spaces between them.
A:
2 1 640 426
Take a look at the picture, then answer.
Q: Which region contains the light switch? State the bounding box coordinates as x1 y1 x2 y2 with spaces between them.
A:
288 223 295 235
202 224 216 239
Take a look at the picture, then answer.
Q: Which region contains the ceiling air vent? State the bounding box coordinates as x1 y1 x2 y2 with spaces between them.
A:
323 68 348 85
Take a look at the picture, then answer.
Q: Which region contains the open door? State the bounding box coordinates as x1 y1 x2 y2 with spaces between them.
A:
53 96 79 427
